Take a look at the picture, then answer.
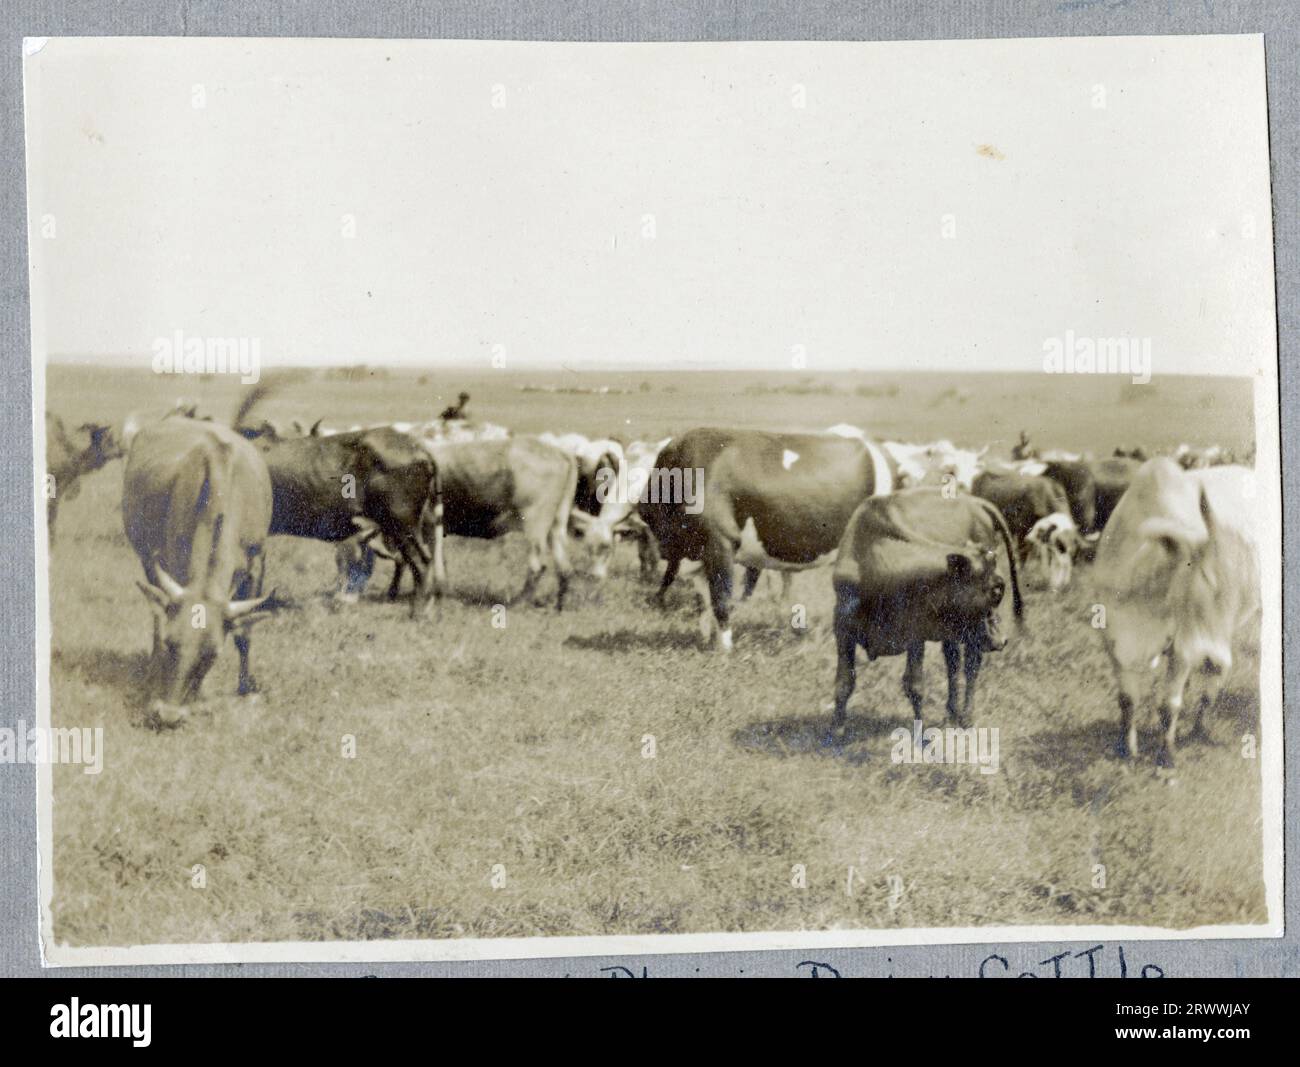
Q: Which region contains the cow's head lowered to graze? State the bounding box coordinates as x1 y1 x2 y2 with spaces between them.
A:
137 563 276 722
1024 512 1082 592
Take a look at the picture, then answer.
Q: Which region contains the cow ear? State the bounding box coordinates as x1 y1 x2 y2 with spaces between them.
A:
946 552 972 578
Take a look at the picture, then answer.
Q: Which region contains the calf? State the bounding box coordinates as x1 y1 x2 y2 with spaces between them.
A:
831 490 1023 736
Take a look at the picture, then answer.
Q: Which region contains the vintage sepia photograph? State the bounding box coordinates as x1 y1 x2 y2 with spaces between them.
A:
24 33 1281 965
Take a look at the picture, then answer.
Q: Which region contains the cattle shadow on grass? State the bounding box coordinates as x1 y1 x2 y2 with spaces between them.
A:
564 628 707 654
733 711 913 764
1018 686 1260 777
565 620 809 656
52 646 150 702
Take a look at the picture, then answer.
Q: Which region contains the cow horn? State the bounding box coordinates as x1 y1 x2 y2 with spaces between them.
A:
153 564 185 602
226 591 275 620
309 418 324 437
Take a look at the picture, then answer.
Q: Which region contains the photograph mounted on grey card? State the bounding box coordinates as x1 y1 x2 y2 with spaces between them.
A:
23 32 1280 966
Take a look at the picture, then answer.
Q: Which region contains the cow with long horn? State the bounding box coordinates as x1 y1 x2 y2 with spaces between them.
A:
122 418 278 725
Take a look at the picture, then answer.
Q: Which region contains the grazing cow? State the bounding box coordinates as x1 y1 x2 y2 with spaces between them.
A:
1024 511 1082 591
356 437 578 611
122 419 276 724
1089 456 1142 533
1113 445 1149 462
638 428 897 651
568 436 671 581
248 426 445 616
45 413 122 535
1093 459 1260 767
972 469 1071 546
830 490 1024 735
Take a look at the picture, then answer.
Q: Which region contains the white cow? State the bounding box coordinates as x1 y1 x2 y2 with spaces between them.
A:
883 439 986 491
1093 459 1260 768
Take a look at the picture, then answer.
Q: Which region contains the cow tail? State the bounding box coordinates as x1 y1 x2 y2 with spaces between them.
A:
555 452 580 551
981 499 1024 624
427 463 446 587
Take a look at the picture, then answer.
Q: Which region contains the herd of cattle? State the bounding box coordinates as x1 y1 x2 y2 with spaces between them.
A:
45 396 1261 770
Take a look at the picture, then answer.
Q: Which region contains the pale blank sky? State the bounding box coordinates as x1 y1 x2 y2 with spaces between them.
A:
23 35 1276 375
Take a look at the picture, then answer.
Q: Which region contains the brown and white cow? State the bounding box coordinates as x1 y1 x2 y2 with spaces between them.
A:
122 419 277 725
637 428 897 651
1024 511 1082 591
1093 458 1260 767
830 490 1023 737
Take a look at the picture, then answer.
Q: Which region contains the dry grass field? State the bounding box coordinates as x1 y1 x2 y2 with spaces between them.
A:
44 364 1265 947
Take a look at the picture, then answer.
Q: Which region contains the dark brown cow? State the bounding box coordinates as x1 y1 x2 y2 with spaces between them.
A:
45 413 122 536
1040 460 1098 534
350 436 578 612
638 428 898 651
831 490 1024 736
122 419 276 725
972 470 1071 547
245 426 445 616
1088 456 1142 533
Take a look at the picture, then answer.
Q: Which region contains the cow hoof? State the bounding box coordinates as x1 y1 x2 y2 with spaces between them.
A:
238 678 260 696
